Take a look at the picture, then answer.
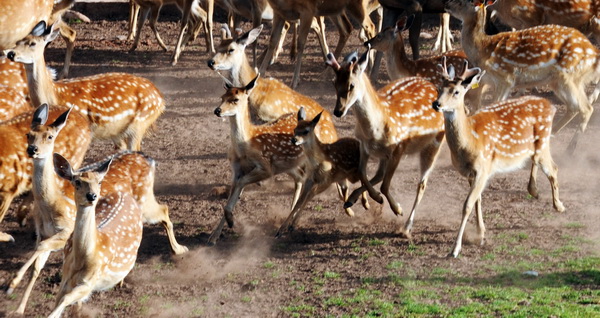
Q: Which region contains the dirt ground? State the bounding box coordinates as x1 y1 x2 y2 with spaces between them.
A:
1 11 599 318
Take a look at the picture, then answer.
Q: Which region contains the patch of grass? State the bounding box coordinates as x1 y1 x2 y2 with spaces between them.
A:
113 300 132 310
386 260 404 270
241 296 252 303
139 294 150 304
263 261 275 269
323 271 340 279
565 222 585 229
284 303 316 316
368 238 386 246
314 204 323 212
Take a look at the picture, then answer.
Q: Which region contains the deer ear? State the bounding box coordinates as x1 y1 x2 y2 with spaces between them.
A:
354 49 370 74
462 68 484 87
53 153 73 181
239 25 263 46
49 107 71 131
95 158 112 181
311 112 322 126
396 16 408 32
45 24 60 43
245 74 259 92
31 103 49 128
485 0 496 6
298 107 306 121
325 53 341 71
447 65 456 80
31 21 47 37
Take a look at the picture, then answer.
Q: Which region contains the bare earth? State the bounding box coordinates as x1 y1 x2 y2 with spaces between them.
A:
1 15 600 317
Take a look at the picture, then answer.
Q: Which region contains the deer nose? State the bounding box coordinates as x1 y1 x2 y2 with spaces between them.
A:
207 59 215 69
333 109 343 118
432 100 441 112
291 137 298 144
6 51 15 61
214 107 221 117
86 193 97 202
26 145 38 157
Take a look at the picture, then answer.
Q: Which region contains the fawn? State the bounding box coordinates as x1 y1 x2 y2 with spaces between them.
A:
7 104 186 315
48 154 143 318
6 21 165 151
434 59 564 257
327 49 445 238
276 108 367 237
208 75 306 245
446 0 600 152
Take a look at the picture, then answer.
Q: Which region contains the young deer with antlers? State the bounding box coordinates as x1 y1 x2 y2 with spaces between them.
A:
276 108 367 237
0 105 89 243
208 75 306 245
446 0 600 152
434 59 564 258
7 104 187 315
327 49 445 238
6 21 165 151
48 154 143 318
207 26 338 142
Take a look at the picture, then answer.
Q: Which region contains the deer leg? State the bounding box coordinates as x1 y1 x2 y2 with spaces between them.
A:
290 15 312 89
433 13 453 53
288 169 305 211
408 11 423 60
17 192 34 227
538 149 565 212
0 192 15 225
203 0 215 54
58 21 75 79
250 11 263 67
352 148 384 205
332 14 352 59
336 179 355 217
269 21 291 65
402 134 444 237
259 15 286 75
380 146 405 216
313 17 329 60
475 194 485 245
360 191 370 210
149 5 169 51
449 173 488 258
12 250 51 315
223 164 272 228
528 162 539 199
47 284 94 318
130 7 150 52
370 7 400 81
276 178 315 237
127 0 140 41
171 3 193 66
142 195 188 254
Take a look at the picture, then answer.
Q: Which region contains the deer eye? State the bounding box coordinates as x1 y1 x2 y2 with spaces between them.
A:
228 48 234 54
453 90 460 96
75 180 81 187
349 83 355 91
232 98 239 104
47 135 53 140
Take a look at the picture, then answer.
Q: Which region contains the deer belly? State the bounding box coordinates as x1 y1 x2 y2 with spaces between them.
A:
89 115 134 140
97 264 135 291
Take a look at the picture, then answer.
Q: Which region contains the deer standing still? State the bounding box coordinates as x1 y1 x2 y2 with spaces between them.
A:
47 154 143 318
6 105 187 315
259 0 376 88
446 0 600 152
0 0 53 50
327 49 445 238
208 75 306 245
276 108 367 237
434 60 564 258
7 21 165 151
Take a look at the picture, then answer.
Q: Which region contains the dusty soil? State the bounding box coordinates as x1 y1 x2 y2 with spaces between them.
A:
1 13 600 318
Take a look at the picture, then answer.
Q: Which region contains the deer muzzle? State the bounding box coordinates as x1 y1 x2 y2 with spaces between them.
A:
86 193 97 202
432 100 442 112
6 51 15 61
214 107 222 117
207 59 215 69
26 145 38 158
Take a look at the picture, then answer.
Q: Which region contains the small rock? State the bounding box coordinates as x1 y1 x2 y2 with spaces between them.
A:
522 270 539 277
116 35 127 41
210 186 229 198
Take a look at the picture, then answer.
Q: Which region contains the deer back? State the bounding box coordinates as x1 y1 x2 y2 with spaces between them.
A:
0 85 31 121
0 57 29 100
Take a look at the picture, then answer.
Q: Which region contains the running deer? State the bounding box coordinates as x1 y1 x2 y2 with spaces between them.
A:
6 21 165 151
276 108 367 237
327 49 445 238
207 26 338 143
434 60 564 258
0 105 89 243
259 0 376 88
47 154 143 318
446 0 600 152
6 105 187 315
171 0 214 65
208 75 305 245
490 0 600 44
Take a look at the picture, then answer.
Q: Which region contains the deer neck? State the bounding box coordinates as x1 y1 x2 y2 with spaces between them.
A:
354 76 386 138
32 155 72 211
460 8 490 66
303 135 327 168
72 202 99 260
442 101 477 158
232 56 258 87
229 102 254 149
24 56 59 107
389 36 417 78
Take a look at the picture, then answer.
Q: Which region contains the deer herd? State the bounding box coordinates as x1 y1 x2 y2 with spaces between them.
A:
0 0 597 315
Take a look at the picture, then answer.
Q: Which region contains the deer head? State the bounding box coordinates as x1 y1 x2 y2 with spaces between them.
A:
5 21 59 64
326 49 370 118
54 153 111 207
364 15 414 51
214 74 259 117
27 104 71 159
291 108 322 146
207 25 263 71
433 58 485 112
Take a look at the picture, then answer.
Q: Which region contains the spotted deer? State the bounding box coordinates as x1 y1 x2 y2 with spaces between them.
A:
6 21 165 151
259 0 376 88
47 154 143 318
0 105 89 243
0 85 31 121
6 105 187 315
446 0 600 152
207 26 338 143
208 75 306 245
0 0 53 50
0 57 29 101
276 108 367 237
490 0 600 44
434 60 564 258
327 49 445 238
